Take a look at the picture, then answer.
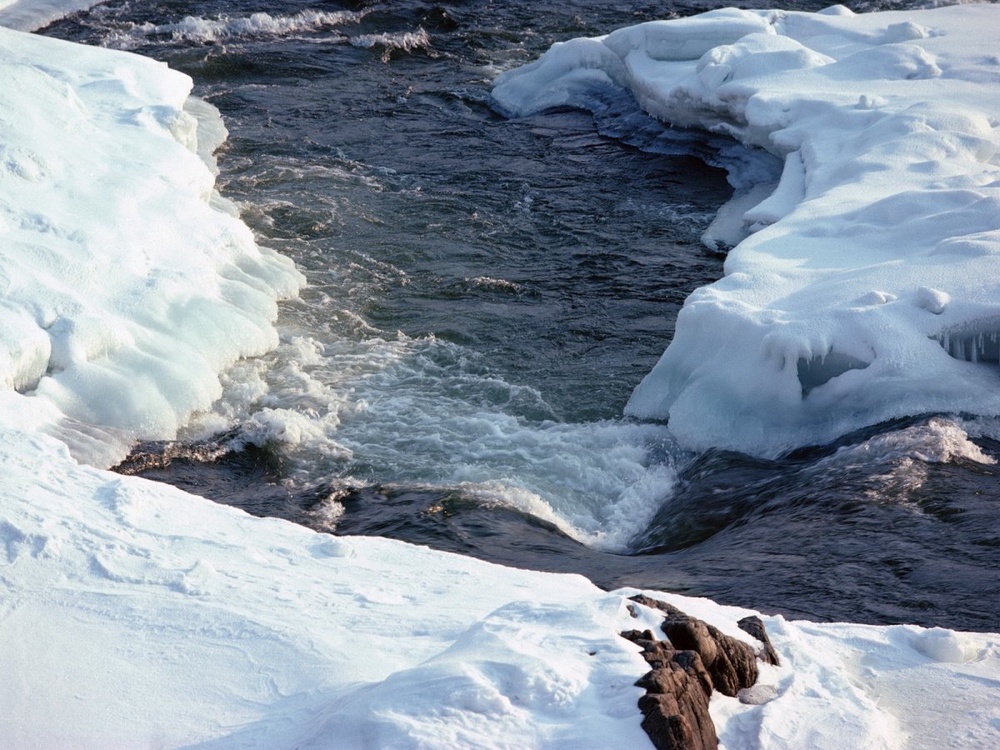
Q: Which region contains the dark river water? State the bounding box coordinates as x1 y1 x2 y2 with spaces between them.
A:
45 0 1000 632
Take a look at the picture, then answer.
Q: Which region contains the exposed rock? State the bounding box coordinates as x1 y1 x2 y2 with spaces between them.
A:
667 650 714 698
621 629 718 750
639 684 716 750
623 596 782 749
629 594 759 697
738 615 781 666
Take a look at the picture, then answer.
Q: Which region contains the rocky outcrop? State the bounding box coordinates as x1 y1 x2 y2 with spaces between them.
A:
621 628 718 750
628 594 759 697
622 595 780 750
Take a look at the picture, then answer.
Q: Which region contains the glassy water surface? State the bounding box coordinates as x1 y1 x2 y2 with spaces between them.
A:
46 0 1000 631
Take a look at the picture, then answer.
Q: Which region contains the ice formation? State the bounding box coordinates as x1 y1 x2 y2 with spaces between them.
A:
0 23 302 465
494 3 1000 456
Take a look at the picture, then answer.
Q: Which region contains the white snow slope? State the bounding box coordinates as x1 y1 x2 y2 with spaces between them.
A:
0 5 998 750
495 2 1000 457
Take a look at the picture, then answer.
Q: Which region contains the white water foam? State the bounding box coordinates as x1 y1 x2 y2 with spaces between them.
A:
811 415 995 506
97 10 432 60
186 330 681 551
102 9 369 49
350 29 432 59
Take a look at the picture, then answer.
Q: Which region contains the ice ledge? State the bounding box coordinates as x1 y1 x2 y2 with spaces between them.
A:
0 0 104 31
0 26 304 466
495 4 1000 456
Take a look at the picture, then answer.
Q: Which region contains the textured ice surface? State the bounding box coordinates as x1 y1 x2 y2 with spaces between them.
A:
494 4 1000 456
0 24 302 465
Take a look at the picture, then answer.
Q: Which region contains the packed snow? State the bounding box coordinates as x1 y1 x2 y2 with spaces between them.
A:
0 0 100 31
494 2 1000 457
5 430 1000 748
0 3 998 749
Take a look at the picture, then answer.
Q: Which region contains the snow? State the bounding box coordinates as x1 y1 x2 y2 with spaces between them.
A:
4 428 999 749
0 23 302 467
493 3 1000 458
0 0 101 31
0 3 997 749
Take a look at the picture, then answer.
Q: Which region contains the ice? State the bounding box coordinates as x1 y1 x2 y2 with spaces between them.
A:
0 24 302 465
494 3 1000 457
0 0 101 30
0 3 998 747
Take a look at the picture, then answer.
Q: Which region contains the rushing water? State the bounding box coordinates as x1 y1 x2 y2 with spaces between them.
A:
47 0 1000 632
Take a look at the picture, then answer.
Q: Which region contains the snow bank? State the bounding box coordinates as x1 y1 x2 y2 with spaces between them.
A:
0 429 652 748
494 3 1000 457
0 25 302 466
3 428 999 748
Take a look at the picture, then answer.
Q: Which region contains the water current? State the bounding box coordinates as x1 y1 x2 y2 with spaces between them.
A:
46 0 1000 632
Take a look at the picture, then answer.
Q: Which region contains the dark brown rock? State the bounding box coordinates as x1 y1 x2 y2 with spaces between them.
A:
623 596 781 749
670 650 714 698
638 704 696 750
636 662 718 750
738 615 781 666
621 630 671 663
622 619 719 749
638 694 713 750
630 594 759 697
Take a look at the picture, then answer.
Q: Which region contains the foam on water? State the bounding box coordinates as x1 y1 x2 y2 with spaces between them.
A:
103 9 369 48
350 29 433 59
808 415 996 507
183 329 681 551
91 7 434 63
